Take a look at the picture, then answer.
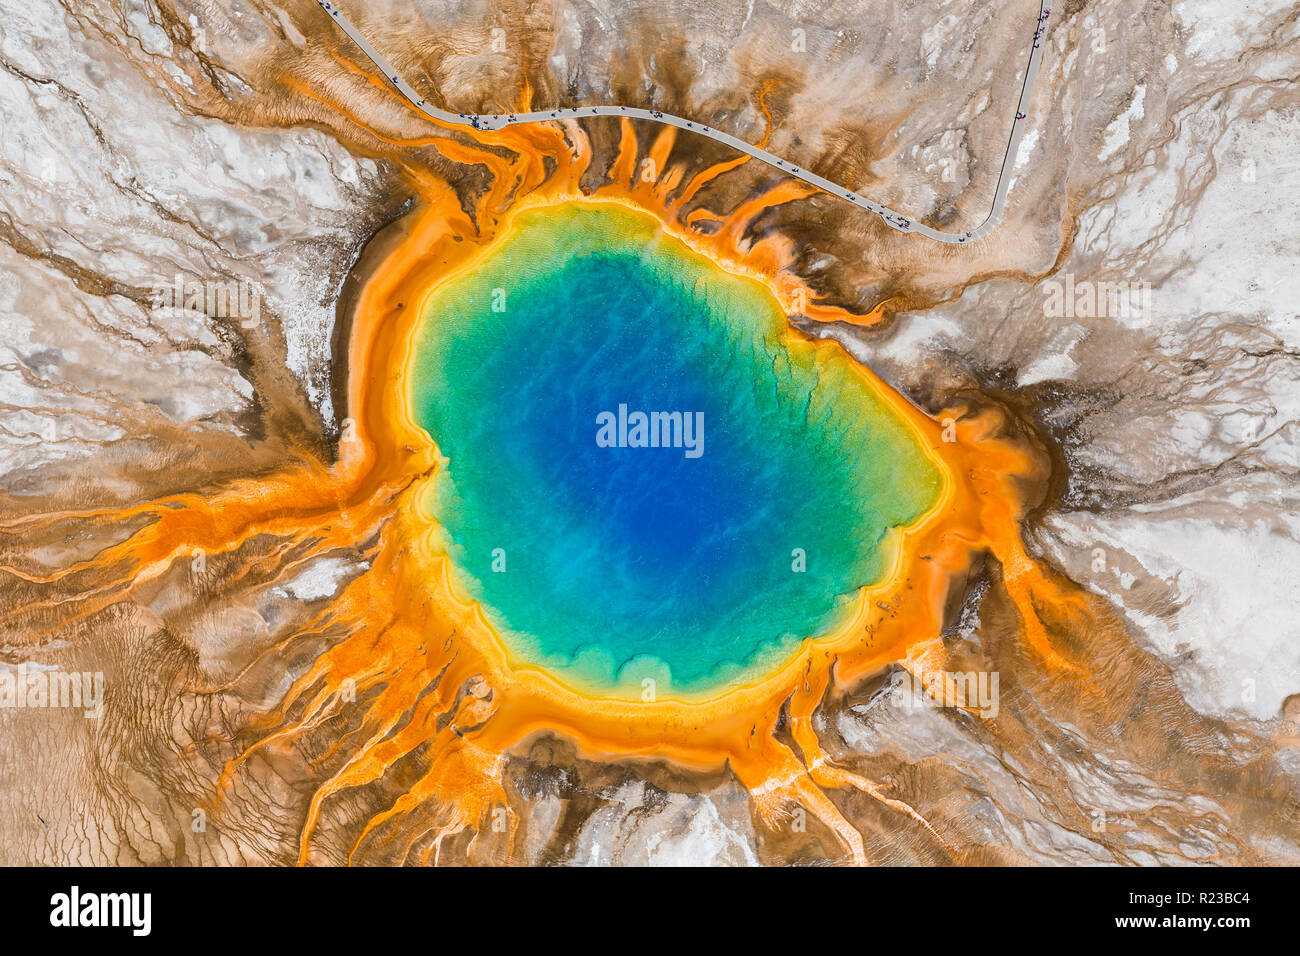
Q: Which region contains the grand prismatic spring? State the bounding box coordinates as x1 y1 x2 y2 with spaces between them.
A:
408 202 943 696
4 110 1081 865
6 0 1300 872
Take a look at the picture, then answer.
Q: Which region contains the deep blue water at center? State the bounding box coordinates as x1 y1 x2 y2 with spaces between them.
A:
409 204 940 695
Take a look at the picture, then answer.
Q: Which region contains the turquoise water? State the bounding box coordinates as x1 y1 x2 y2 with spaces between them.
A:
409 203 941 695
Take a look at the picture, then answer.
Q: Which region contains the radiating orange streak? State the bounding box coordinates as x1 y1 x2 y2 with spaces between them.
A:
322 40 409 103
612 122 687 211
646 125 676 181
717 178 818 246
609 117 640 186
684 206 724 227
497 120 590 196
670 154 752 215
755 79 779 149
657 163 686 197
516 74 534 112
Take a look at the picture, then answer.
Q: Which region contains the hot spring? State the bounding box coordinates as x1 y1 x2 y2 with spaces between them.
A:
408 202 942 696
